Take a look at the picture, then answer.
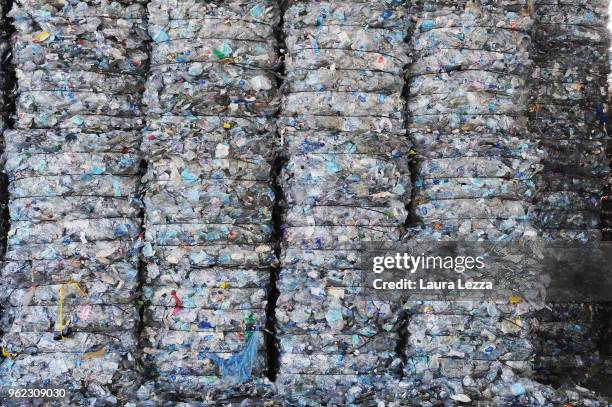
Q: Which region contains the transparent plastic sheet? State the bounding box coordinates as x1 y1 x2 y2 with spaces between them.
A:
140 0 280 400
275 1 412 405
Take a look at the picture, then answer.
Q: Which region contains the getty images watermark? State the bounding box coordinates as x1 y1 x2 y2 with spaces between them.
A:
362 241 612 302
372 252 491 291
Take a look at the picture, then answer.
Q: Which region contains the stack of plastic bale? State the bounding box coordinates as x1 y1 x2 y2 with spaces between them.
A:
530 0 611 387
0 0 9 261
0 0 148 403
531 0 609 242
275 1 412 405
139 0 280 401
606 59 612 241
401 1 545 404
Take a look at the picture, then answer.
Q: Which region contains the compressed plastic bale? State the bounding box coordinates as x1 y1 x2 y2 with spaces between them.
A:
0 281 138 307
145 156 272 182
409 48 531 77
150 38 277 67
144 286 266 310
0 258 139 288
145 307 266 333
4 129 142 153
283 0 411 29
285 48 406 76
529 18 609 381
141 1 280 398
279 352 400 375
1 303 138 333
282 247 364 271
284 25 408 58
144 180 274 225
275 374 400 407
149 15 276 43
0 351 132 388
279 333 398 355
0 330 142 398
15 90 143 123
408 7 539 233
143 244 276 270
408 218 538 240
276 3 412 402
143 327 267 373
145 267 269 289
408 335 534 362
11 0 148 17
413 198 532 221
7 218 141 245
17 69 145 96
284 131 411 156
282 225 401 250
2 5 147 404
409 71 527 96
2 331 137 354
142 115 278 160
8 1 150 163
413 157 539 179
410 112 527 133
147 0 280 26
285 70 404 94
144 348 266 381
276 288 399 334
9 196 140 222
408 91 527 116
281 155 411 207
143 73 279 117
411 133 537 160
144 82 278 121
278 114 405 134
10 7 149 73
149 378 271 404
402 4 546 401
277 267 378 288
528 104 608 129
414 27 531 55
282 92 404 119
530 80 607 105
4 152 141 178
145 223 273 246
414 178 535 201
283 205 407 227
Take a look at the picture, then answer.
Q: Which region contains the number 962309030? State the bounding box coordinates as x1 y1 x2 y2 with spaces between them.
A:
7 388 66 399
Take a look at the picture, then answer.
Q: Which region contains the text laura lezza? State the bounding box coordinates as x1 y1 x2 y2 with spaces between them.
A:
372 278 493 290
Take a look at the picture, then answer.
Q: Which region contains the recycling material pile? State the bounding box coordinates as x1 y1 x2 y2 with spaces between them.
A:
407 0 539 241
275 1 412 405
530 0 611 386
139 0 280 400
0 0 9 135
400 1 547 404
531 0 609 242
0 0 149 403
0 0 9 261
